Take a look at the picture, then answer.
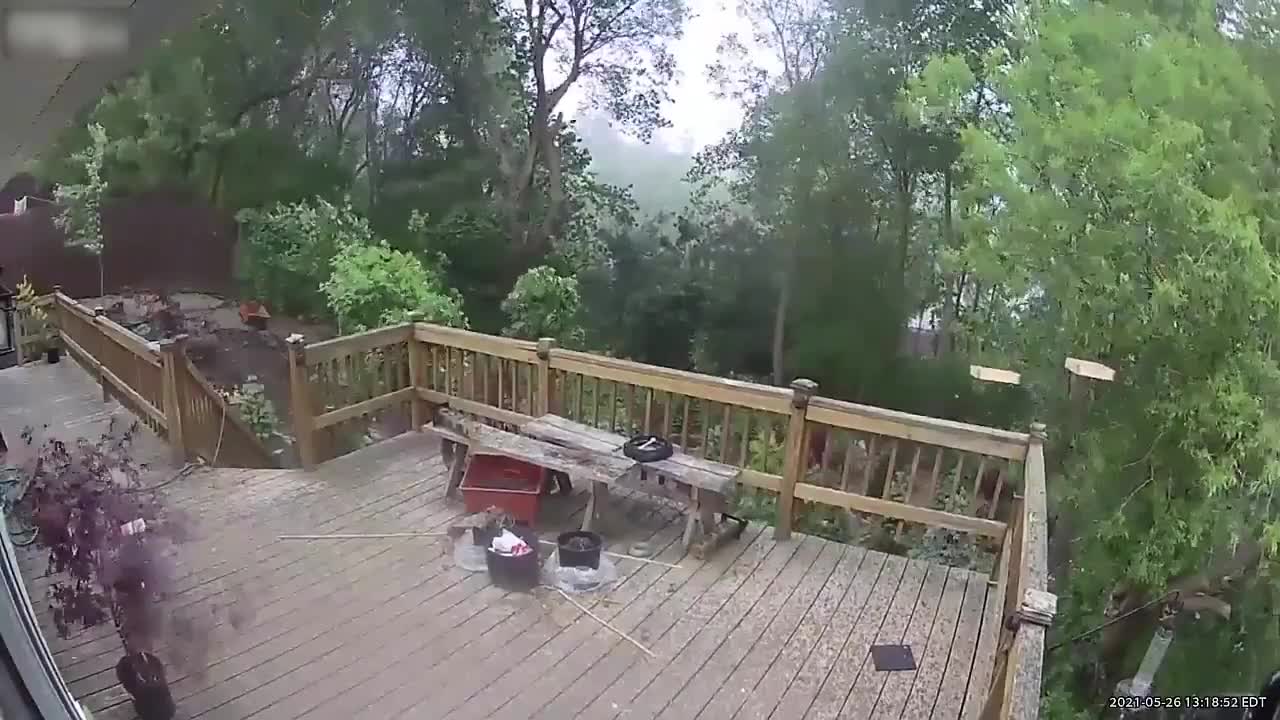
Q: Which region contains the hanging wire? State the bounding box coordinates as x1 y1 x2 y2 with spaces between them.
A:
1047 590 1181 654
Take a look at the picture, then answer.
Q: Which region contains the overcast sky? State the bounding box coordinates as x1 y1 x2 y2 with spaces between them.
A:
561 0 757 153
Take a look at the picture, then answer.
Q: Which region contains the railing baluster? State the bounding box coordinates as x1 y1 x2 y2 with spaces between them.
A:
860 437 878 495
971 456 989 515
881 439 899 499
840 431 857 491
608 381 619 432
680 395 691 450
720 405 732 463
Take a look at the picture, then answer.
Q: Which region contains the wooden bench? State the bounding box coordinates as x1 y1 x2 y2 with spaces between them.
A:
520 414 745 558
423 410 632 500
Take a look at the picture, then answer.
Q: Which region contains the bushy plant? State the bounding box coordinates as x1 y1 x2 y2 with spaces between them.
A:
221 376 280 443
14 422 204 660
321 241 468 333
501 266 585 347
236 198 375 319
15 275 54 352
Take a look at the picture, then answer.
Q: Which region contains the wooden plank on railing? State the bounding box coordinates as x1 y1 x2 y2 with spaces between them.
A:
60 332 166 427
56 293 160 364
417 388 532 427
306 324 412 364
414 323 538 362
549 349 792 414
739 469 1007 538
315 387 417 429
807 396 1029 460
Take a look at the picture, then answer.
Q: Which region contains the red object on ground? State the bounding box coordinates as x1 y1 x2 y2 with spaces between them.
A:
239 301 271 330
459 455 544 524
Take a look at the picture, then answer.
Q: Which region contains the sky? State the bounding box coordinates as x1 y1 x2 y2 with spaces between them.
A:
561 0 757 154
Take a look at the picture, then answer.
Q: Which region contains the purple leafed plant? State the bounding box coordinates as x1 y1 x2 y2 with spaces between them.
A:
14 421 207 665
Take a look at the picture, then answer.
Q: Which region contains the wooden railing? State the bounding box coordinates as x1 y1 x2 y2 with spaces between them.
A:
288 324 1051 717
16 293 276 469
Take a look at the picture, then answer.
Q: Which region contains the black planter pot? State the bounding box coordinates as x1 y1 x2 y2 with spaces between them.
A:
45 347 60 364
557 531 603 570
115 652 175 720
484 525 540 591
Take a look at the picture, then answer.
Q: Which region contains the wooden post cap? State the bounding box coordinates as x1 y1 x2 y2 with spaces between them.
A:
157 334 189 350
790 378 818 408
537 338 556 359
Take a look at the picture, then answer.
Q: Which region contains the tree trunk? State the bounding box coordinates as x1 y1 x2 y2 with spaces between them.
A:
771 237 796 386
938 167 956 356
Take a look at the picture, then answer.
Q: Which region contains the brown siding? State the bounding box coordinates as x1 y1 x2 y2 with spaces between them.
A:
0 191 237 298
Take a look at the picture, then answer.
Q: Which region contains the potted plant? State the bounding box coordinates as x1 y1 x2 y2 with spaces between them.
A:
14 421 202 720
15 275 59 363
44 333 62 364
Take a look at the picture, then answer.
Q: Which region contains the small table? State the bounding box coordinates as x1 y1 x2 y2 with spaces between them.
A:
521 415 745 557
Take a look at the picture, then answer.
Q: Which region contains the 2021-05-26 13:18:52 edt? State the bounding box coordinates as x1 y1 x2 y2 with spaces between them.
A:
1109 695 1266 711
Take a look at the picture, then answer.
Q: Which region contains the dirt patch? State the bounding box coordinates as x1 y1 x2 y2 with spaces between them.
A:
79 290 406 465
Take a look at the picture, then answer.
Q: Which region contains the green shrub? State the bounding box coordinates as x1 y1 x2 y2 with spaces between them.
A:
236 199 375 318
501 266 585 347
321 241 467 333
223 376 281 443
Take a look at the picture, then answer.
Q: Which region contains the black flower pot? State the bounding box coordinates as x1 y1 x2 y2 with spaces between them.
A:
45 347 60 364
557 530 603 570
116 652 175 720
484 525 540 591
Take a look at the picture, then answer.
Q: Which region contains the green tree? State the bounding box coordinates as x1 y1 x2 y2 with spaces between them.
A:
913 0 1280 703
322 242 467 333
236 198 376 318
500 265 584 346
54 123 108 296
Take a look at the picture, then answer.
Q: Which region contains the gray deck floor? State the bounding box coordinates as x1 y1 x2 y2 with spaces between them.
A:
8 363 1003 720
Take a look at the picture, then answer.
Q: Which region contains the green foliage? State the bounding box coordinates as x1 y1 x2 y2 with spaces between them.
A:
913 0 1280 703
223 376 281 443
322 241 467 333
501 266 585 347
236 198 375 319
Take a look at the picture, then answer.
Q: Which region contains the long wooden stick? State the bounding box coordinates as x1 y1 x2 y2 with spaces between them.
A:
535 540 682 569
552 587 656 658
278 533 449 540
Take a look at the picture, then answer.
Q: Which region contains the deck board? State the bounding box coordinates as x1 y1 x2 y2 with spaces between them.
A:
520 525 768 720
842 558 930 719
12 426 1002 720
869 563 949 718
931 571 990 720
694 542 845 720
899 568 969 717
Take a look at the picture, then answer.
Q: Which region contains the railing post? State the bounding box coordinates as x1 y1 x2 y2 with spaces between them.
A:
406 319 426 431
13 302 25 366
776 378 818 541
92 307 109 401
536 338 556 416
287 334 318 470
158 335 189 464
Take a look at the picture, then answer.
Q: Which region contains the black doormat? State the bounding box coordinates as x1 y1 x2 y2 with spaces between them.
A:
870 644 916 672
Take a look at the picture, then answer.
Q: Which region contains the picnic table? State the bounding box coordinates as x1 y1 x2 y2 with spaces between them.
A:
520 415 745 558
423 410 745 558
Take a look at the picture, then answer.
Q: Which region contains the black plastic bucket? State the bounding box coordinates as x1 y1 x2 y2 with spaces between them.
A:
484 525 540 591
115 653 175 720
557 531 603 569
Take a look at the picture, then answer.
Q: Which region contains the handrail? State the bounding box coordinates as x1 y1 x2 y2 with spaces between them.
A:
17 293 275 469
982 425 1050 720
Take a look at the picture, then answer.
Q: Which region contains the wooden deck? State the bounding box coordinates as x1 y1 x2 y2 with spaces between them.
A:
17 431 1003 720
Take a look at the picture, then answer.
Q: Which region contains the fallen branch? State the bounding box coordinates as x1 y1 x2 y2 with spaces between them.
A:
550 587 656 658
535 540 682 569
278 532 449 540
